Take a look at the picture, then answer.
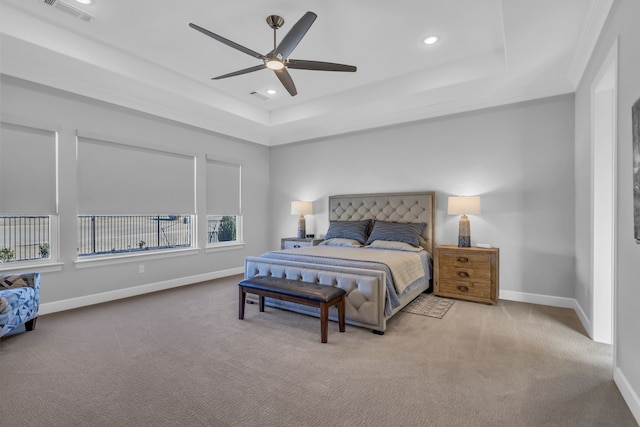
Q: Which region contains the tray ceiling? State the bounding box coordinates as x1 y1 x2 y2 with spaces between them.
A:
0 0 613 145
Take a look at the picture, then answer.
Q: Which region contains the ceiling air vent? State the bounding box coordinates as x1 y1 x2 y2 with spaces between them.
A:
249 91 269 101
42 0 94 22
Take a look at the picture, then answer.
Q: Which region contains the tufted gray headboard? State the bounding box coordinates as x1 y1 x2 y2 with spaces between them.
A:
329 192 436 255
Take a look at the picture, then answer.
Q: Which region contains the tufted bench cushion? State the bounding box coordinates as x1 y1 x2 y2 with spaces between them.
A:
244 257 386 331
238 276 346 343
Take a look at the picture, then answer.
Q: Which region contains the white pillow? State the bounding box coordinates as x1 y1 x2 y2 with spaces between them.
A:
319 238 363 248
366 240 423 252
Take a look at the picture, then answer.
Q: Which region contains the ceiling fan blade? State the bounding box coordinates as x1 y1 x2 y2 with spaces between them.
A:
212 64 266 80
189 23 265 60
274 68 297 96
274 11 317 59
287 59 357 72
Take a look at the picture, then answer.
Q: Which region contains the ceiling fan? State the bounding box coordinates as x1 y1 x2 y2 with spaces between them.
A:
189 11 357 97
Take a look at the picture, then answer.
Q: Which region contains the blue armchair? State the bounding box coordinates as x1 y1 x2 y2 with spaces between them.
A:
0 272 40 337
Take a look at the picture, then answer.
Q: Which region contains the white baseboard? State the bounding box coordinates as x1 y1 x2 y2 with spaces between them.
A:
614 367 640 425
500 290 593 337
500 289 576 308
571 299 593 338
39 267 243 315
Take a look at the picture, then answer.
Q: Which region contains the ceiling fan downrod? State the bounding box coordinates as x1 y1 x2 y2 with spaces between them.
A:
266 15 284 56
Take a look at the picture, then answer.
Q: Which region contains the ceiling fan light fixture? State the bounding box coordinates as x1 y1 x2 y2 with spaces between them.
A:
266 89 277 95
423 35 439 45
265 59 285 70
75 0 93 4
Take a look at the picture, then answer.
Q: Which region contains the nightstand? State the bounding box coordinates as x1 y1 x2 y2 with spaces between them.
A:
281 237 323 250
434 245 499 304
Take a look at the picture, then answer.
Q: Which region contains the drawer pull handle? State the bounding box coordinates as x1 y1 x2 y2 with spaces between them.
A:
457 257 469 263
293 245 301 248
458 285 469 292
457 271 470 278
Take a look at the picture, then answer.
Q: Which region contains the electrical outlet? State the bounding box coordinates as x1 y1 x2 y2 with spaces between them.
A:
138 264 145 274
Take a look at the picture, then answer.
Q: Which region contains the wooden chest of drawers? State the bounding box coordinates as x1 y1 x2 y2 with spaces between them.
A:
434 245 499 304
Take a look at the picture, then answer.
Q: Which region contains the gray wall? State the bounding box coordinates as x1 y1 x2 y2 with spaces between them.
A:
0 75 270 306
269 94 576 299
574 0 640 418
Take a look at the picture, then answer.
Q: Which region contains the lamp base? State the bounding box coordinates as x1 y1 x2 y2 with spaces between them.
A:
458 215 471 247
297 215 306 239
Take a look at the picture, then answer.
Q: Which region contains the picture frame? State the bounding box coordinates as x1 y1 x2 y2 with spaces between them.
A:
633 96 640 243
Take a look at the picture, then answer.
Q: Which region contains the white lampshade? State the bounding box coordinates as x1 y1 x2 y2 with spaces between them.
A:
447 196 481 215
291 201 313 216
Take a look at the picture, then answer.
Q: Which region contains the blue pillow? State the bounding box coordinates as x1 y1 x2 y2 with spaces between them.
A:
324 220 372 244
366 221 426 247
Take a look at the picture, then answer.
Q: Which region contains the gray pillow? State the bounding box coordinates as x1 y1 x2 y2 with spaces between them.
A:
324 220 372 244
366 221 426 247
0 275 28 290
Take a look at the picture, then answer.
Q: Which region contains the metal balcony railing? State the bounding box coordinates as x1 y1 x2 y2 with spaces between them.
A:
77 215 192 257
2 214 215 262
0 216 50 263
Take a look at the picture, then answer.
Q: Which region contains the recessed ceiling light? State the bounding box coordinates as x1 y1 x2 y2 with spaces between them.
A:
423 36 439 45
75 0 93 4
266 89 277 95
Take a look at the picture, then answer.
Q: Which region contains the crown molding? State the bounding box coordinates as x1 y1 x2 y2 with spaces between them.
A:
567 0 615 88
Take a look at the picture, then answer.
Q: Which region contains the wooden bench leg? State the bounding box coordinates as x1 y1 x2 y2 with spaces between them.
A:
320 302 329 343
259 295 265 312
338 296 345 333
238 287 246 320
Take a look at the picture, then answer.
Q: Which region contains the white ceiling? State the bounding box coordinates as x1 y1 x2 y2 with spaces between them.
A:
0 0 612 146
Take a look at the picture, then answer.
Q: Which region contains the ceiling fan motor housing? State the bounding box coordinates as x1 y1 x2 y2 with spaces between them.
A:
266 15 284 30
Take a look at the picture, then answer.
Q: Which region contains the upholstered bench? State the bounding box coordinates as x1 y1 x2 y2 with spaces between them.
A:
238 276 346 343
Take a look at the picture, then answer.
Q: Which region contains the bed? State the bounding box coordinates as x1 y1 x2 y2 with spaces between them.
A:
243 191 436 333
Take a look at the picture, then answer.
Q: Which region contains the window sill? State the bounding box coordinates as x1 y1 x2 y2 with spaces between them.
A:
205 242 245 253
74 247 200 269
0 261 64 274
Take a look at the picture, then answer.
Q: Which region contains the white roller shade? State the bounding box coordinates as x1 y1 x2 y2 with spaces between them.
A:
0 122 57 214
77 137 195 215
206 159 241 215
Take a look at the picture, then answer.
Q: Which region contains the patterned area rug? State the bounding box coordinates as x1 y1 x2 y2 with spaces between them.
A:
401 294 455 319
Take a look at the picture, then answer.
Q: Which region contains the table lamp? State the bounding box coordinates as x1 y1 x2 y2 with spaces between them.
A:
447 196 481 247
291 201 312 238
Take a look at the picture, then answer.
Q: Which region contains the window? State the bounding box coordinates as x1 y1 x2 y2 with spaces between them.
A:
77 215 192 257
0 123 57 265
0 216 51 263
207 158 242 246
207 215 238 244
76 135 196 258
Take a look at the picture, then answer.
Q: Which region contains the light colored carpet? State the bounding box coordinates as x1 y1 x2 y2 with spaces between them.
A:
0 274 637 427
400 293 455 318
